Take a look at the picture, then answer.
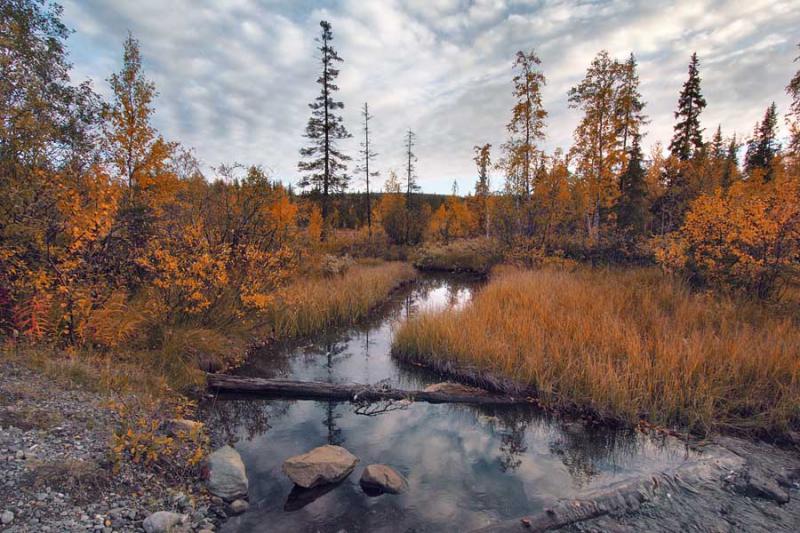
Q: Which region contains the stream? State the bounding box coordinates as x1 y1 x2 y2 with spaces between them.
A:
206 273 796 532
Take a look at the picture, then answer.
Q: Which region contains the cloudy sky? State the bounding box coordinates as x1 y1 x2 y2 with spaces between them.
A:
61 0 799 194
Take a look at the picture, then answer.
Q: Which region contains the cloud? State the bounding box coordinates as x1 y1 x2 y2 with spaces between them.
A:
61 0 799 193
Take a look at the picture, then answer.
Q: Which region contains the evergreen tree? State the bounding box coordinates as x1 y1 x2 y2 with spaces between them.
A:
355 102 378 237
669 53 707 161
473 143 492 237
710 125 724 160
721 134 740 190
298 20 351 238
404 130 420 243
745 102 780 181
616 135 648 235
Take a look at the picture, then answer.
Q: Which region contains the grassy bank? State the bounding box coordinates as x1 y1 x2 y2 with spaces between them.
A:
413 238 503 275
392 266 800 436
263 261 416 339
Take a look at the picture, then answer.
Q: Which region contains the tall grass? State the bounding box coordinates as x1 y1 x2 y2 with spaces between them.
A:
263 261 415 339
392 266 800 436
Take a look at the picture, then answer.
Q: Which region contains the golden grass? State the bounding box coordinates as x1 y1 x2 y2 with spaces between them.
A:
392 266 800 436
263 261 416 339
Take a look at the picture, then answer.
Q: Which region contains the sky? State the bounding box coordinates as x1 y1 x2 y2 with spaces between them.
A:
61 0 799 194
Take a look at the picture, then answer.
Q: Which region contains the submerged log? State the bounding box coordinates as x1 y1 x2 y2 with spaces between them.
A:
207 374 532 405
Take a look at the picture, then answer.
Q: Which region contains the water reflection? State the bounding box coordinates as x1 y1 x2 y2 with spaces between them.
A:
210 274 695 532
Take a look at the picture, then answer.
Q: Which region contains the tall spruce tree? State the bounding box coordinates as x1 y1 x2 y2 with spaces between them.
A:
669 53 707 161
298 20 351 238
745 102 780 181
356 102 378 237
473 143 492 237
404 130 420 243
616 135 648 235
721 134 740 190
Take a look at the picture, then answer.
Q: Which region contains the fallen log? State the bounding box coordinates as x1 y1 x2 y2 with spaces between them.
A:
207 374 533 405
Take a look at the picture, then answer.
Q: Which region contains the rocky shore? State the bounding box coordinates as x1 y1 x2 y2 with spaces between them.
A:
0 361 222 533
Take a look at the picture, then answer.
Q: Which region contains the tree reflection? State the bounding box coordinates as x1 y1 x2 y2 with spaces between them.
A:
204 398 291 445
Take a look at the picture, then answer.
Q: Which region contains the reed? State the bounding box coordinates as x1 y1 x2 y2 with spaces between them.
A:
392 266 800 436
265 261 415 339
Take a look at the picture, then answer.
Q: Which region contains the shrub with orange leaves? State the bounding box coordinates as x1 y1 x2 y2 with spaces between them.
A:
656 175 800 297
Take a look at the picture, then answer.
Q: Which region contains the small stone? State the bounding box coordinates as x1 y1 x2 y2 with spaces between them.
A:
2 510 14 525
14 450 24 460
360 464 409 494
142 511 189 533
228 499 249 515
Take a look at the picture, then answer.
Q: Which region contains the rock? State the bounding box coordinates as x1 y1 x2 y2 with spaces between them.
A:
164 419 204 437
142 511 189 533
423 382 487 396
228 499 249 515
282 445 359 488
747 474 790 504
207 446 248 501
2 510 14 525
360 464 408 494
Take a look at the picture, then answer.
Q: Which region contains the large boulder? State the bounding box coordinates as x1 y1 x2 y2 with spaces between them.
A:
360 464 408 494
207 445 248 501
142 511 189 533
282 445 359 488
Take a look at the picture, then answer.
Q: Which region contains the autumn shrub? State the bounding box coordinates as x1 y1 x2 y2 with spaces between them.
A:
109 392 208 478
655 176 800 298
392 267 800 436
413 237 503 275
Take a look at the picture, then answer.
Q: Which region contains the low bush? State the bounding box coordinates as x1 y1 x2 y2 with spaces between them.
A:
412 238 503 275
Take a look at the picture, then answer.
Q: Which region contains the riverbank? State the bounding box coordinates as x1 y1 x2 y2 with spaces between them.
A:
392 266 800 439
0 359 221 533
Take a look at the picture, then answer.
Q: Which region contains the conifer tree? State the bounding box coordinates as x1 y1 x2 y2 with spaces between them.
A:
710 125 724 160
721 134 740 190
356 102 378 237
473 143 492 237
669 53 707 161
404 130 420 243
745 102 780 181
616 135 649 235
298 20 351 238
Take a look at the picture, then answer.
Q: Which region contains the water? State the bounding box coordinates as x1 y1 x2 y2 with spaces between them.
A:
210 274 696 532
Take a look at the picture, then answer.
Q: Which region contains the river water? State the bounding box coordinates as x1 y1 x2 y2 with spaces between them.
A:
211 274 697 532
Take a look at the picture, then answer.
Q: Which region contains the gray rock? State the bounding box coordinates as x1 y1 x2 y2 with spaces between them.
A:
142 511 189 533
164 419 204 437
228 499 249 515
207 446 248 501
282 445 359 488
360 464 409 494
2 510 14 525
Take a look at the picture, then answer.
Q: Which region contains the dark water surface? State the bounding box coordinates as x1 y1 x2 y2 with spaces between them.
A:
211 274 696 532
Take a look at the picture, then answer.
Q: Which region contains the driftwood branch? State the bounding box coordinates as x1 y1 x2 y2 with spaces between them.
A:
207 374 532 405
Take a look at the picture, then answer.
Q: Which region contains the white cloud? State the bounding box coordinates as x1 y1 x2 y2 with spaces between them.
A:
61 0 799 193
